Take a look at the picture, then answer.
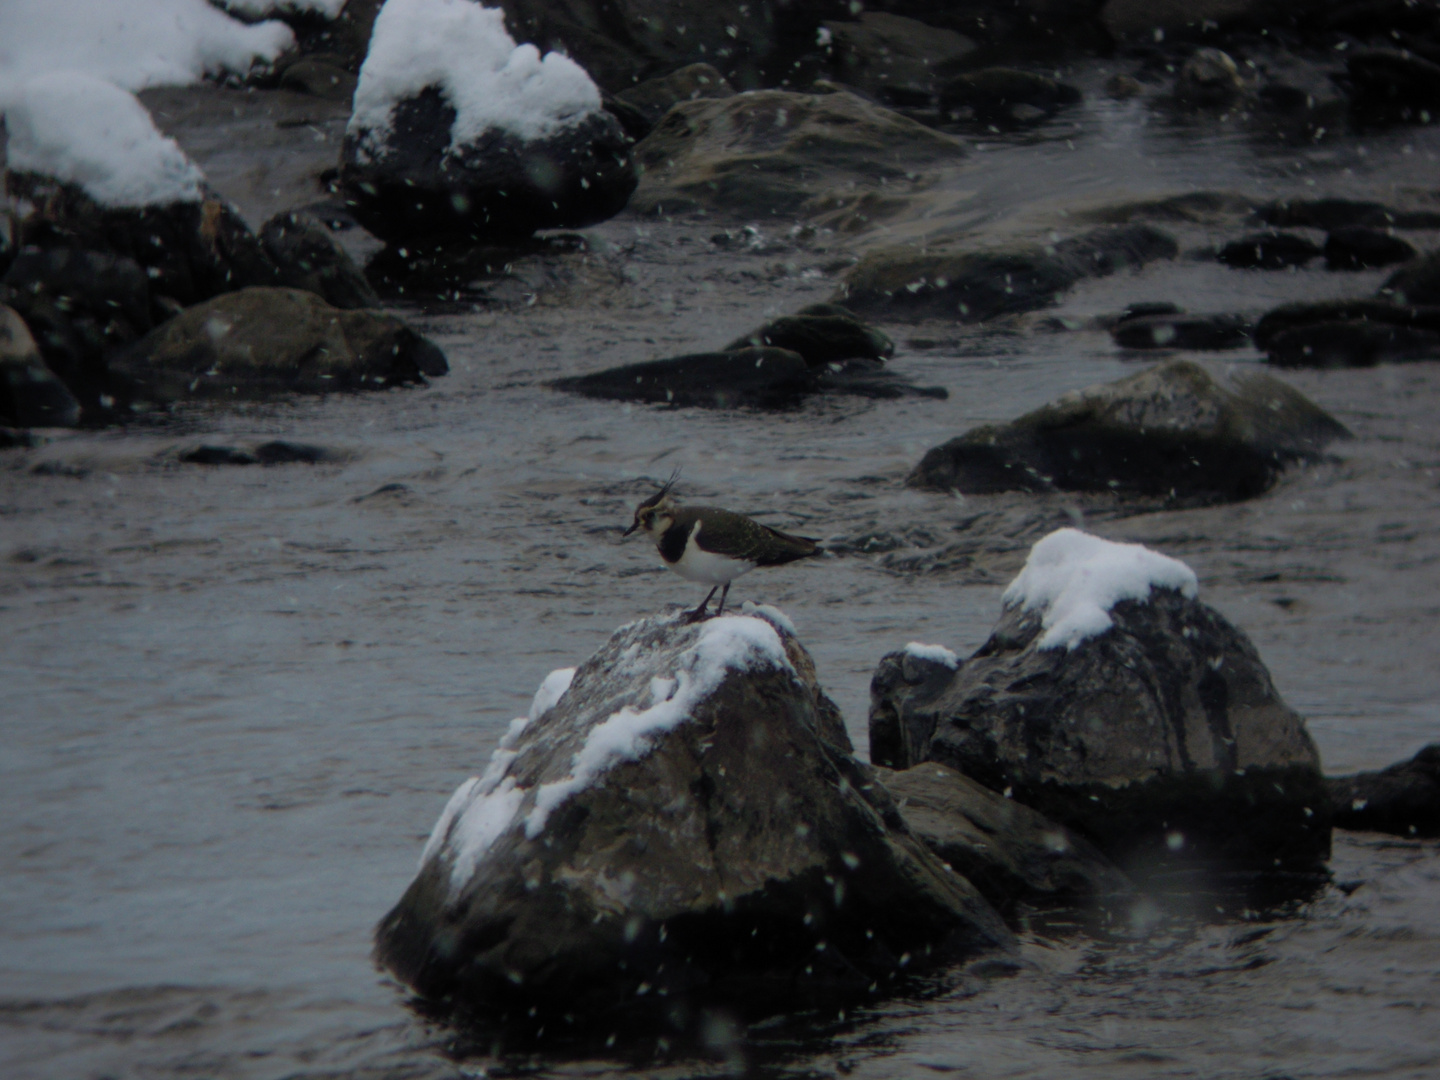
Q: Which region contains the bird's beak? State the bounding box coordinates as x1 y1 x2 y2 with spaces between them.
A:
622 521 638 538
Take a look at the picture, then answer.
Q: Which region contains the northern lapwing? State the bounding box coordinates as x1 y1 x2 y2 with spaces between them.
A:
622 473 820 620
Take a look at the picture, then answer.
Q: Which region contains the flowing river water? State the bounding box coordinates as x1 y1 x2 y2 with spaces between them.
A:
3 61 1440 1079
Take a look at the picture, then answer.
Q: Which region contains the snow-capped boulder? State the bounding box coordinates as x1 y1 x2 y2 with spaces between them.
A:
338 0 636 246
109 287 446 404
376 611 1012 1028
907 360 1349 504
868 529 1332 880
5 74 281 309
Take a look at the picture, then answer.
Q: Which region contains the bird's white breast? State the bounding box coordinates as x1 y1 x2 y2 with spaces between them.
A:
666 522 756 586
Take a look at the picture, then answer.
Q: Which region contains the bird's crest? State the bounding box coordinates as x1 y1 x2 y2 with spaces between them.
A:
637 467 682 512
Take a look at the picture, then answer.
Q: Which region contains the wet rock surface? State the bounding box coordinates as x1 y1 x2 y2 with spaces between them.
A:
907 360 1348 503
376 612 1012 1027
259 211 379 309
821 13 976 109
109 287 447 404
868 576 1333 880
1328 745 1440 838
840 225 1178 323
612 64 735 132
630 89 965 220
876 762 1133 915
340 91 638 246
722 305 894 365
1256 300 1440 367
1324 227 1417 271
1111 312 1251 351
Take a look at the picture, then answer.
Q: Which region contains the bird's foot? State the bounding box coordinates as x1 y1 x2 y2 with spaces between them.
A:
681 607 712 624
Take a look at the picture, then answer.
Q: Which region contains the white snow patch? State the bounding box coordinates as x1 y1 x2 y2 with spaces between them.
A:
0 0 293 99
3 74 206 207
1002 528 1199 651
903 642 959 668
348 0 602 153
524 616 791 838
740 600 797 637
221 0 347 17
528 667 576 722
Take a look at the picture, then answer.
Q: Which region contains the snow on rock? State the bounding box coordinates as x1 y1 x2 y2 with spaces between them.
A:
221 0 348 17
419 617 791 892
348 0 602 155
3 73 207 208
524 617 789 837
0 0 293 98
1002 528 1199 651
739 600 797 637
903 642 959 668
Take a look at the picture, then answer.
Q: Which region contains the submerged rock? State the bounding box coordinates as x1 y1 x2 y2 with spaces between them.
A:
723 304 894 366
868 529 1333 879
840 225 1177 323
551 347 816 410
630 89 965 219
0 305 80 429
907 360 1347 503
1381 250 1440 304
1345 48 1440 121
1256 300 1440 367
1174 48 1246 108
1257 196 1440 231
938 68 1081 126
109 287 447 404
1328 745 1440 838
376 612 1012 1027
339 0 636 246
1217 231 1321 270
1324 226 1417 270
1111 312 1251 351
877 761 1132 915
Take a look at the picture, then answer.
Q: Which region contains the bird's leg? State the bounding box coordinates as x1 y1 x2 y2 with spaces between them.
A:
715 582 731 617
684 586 718 623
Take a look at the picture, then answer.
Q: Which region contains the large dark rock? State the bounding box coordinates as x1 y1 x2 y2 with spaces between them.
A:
376 612 1013 1028
0 245 156 415
259 211 379 309
938 68 1080 126
109 287 447 404
5 173 280 309
1217 231 1321 270
551 347 818 409
867 530 1333 880
630 89 966 220
907 360 1347 503
723 304 895 365
340 89 637 247
0 305 80 429
877 761 1132 915
823 14 976 109
839 225 1177 322
1328 745 1440 838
